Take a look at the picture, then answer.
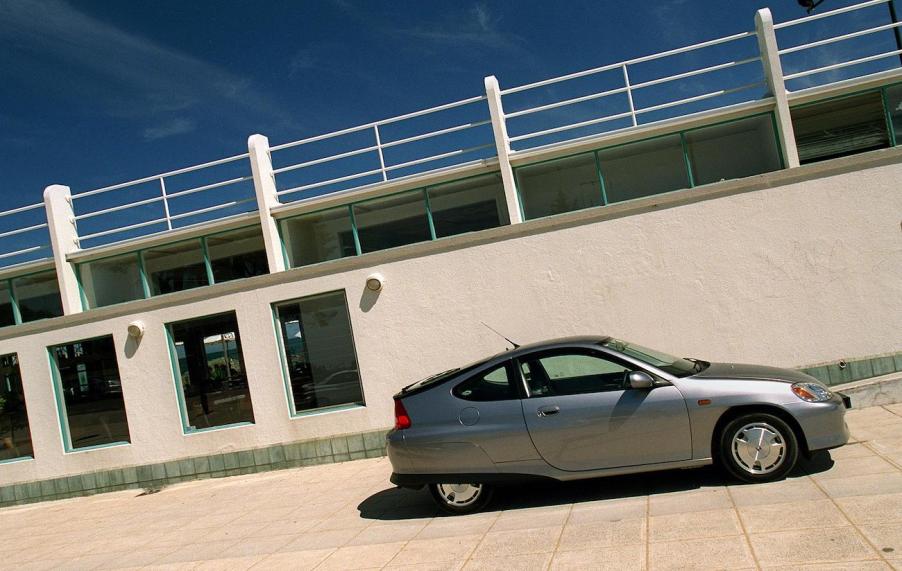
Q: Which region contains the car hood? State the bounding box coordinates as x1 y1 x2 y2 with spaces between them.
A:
692 362 814 384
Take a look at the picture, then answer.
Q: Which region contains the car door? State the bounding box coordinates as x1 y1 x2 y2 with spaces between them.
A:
518 348 692 471
448 360 540 464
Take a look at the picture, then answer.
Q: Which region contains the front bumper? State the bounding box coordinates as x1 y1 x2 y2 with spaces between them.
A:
786 393 850 453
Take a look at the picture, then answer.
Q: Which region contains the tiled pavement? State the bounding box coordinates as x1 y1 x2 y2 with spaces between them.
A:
6 405 902 570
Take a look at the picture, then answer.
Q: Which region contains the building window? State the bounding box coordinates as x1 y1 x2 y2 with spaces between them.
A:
0 282 14 328
206 226 269 283
143 239 209 296
274 291 364 415
597 134 689 204
168 312 254 431
792 91 890 164
684 115 782 185
0 353 33 461
885 84 902 145
427 173 509 238
352 191 431 253
516 153 602 219
281 207 357 268
13 271 64 323
78 253 144 309
49 336 130 451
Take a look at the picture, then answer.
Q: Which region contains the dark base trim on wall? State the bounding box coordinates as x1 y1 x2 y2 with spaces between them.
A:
0 428 390 509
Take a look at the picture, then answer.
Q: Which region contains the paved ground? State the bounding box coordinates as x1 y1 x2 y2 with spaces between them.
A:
5 405 902 570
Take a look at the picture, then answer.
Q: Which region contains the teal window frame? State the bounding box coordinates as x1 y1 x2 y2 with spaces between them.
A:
47 335 131 453
270 289 366 418
75 224 266 311
513 111 785 221
0 268 63 329
278 171 508 269
163 316 255 435
0 352 35 463
789 83 902 156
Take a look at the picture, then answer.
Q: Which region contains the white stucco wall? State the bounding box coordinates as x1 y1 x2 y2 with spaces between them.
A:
0 149 900 486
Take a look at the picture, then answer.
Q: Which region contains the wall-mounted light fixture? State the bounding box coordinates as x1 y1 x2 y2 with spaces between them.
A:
127 320 146 339
365 273 385 292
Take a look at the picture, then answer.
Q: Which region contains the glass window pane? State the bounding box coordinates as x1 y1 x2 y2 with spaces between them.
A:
143 239 209 296
884 84 902 145
685 116 783 185
0 282 15 328
14 271 63 323
353 191 430 254
791 92 889 164
516 153 602 220
427 173 509 238
281 207 357 268
597 134 689 204
453 364 515 401
275 291 364 414
521 351 631 397
206 227 269 283
50 336 130 449
169 311 254 431
79 254 144 309
0 353 33 461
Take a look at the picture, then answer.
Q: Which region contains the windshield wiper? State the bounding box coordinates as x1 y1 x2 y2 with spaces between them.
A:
685 358 709 373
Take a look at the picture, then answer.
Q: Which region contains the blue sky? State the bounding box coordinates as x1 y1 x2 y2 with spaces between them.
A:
0 0 896 257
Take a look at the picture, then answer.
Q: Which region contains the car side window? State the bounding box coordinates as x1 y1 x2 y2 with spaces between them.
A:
521 351 632 397
453 363 516 401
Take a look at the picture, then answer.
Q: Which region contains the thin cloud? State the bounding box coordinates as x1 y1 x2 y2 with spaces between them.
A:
0 0 290 125
397 3 526 53
142 118 197 141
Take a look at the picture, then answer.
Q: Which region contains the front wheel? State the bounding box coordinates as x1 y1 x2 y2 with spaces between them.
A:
429 483 493 514
718 413 799 483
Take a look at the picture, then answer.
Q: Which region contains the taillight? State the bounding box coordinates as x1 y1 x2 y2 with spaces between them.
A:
394 399 411 430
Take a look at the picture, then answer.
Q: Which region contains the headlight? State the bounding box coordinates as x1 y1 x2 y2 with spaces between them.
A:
791 382 833 402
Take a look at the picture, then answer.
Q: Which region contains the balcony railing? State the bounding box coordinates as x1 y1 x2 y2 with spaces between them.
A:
0 0 899 270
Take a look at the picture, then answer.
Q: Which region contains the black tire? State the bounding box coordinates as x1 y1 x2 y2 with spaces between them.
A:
428 483 494 515
718 412 799 483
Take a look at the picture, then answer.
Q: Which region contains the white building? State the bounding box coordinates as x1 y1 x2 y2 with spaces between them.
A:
0 3 901 505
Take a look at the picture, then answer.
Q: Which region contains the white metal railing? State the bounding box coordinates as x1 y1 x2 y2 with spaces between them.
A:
777 0 902 85
0 0 898 270
502 30 765 149
270 95 495 200
71 153 257 247
0 202 51 267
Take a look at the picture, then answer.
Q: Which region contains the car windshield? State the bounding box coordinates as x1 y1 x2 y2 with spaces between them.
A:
599 338 703 377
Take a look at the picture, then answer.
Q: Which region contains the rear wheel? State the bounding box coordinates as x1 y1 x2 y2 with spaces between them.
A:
428 483 493 514
718 413 799 483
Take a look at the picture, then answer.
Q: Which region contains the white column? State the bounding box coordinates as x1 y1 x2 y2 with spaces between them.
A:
43 184 82 314
247 134 286 273
755 8 800 168
484 76 523 224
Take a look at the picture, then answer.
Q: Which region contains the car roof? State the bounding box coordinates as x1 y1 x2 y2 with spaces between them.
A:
485 335 612 363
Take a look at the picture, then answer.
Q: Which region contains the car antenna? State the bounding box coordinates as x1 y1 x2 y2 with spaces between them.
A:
481 322 520 350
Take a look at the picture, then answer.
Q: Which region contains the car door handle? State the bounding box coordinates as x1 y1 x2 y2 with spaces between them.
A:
537 405 560 417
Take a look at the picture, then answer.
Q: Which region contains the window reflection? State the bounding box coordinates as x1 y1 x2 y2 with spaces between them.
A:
275 291 364 414
0 282 14 328
14 271 64 323
0 353 33 461
206 227 269 283
143 240 209 296
50 336 130 449
169 312 254 430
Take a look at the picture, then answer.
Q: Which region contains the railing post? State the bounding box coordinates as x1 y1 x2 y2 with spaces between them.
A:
484 75 524 224
373 125 388 181
248 134 287 273
43 185 82 315
622 64 638 127
755 8 801 168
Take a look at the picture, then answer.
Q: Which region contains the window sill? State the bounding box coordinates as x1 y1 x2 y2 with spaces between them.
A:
290 403 365 419
183 421 254 436
0 455 34 465
66 441 130 454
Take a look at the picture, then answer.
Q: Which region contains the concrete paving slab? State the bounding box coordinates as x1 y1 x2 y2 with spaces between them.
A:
4 403 902 569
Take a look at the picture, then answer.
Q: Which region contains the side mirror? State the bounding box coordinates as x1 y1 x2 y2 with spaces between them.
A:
627 371 654 389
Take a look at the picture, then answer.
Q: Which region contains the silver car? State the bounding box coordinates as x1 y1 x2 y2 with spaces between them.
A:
387 336 850 514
